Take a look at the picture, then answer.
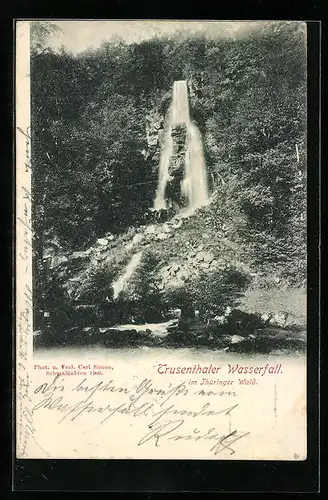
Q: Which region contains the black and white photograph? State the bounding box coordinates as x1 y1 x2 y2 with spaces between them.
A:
15 20 309 461
30 20 307 354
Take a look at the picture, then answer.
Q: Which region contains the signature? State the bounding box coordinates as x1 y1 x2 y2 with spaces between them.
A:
137 420 250 455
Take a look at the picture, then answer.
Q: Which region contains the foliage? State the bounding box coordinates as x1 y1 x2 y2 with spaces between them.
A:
187 266 251 322
121 250 164 322
31 22 307 324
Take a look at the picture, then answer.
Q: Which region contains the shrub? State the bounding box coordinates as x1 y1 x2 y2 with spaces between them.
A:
121 250 164 322
186 265 251 323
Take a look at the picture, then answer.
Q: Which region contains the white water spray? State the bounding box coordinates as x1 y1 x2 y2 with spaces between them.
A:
153 108 173 211
112 251 143 300
154 80 209 213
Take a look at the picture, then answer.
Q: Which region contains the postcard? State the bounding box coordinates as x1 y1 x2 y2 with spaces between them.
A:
16 20 308 460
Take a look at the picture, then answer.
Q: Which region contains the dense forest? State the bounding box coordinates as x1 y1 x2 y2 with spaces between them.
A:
30 22 307 341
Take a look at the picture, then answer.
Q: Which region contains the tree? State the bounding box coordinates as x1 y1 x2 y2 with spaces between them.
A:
31 22 307 330
187 267 251 323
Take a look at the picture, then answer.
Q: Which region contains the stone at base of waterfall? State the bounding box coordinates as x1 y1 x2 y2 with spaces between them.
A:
170 218 183 229
133 233 144 244
148 136 158 147
71 249 91 260
203 251 215 263
95 254 107 262
171 263 180 273
161 266 171 277
269 312 289 328
177 269 188 281
229 334 245 344
166 308 182 319
188 266 199 278
157 232 172 241
168 276 183 288
195 251 205 262
195 250 215 264
97 238 108 246
162 224 172 233
145 224 157 235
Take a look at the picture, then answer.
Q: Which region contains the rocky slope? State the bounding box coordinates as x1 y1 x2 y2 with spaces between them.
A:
42 201 306 334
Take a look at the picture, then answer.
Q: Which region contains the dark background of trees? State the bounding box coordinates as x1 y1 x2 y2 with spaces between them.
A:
30 21 307 288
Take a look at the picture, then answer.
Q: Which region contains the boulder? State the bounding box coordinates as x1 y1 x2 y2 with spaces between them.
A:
71 250 90 259
51 255 68 268
171 263 180 273
229 335 245 344
95 254 107 262
195 251 205 262
145 224 157 235
269 312 289 328
261 313 272 323
162 267 171 276
156 232 170 241
213 314 228 325
171 219 183 229
166 308 181 319
148 136 158 147
162 224 171 233
203 252 215 263
177 270 188 281
132 233 144 245
97 238 108 246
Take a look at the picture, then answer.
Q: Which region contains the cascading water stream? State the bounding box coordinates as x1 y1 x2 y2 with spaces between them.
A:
112 251 143 299
153 108 173 211
183 121 209 211
112 81 208 301
154 80 209 213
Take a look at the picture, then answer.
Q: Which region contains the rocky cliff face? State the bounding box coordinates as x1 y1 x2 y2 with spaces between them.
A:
145 109 165 166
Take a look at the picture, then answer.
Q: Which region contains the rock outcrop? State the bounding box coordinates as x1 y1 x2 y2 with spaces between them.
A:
145 110 165 165
165 123 188 209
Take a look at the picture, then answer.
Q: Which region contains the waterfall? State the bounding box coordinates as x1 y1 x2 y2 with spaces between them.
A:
154 80 209 213
112 251 143 300
153 108 173 211
184 122 209 210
